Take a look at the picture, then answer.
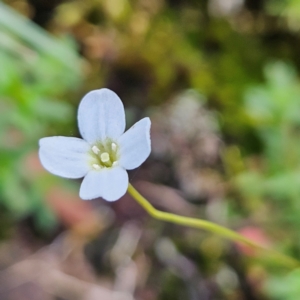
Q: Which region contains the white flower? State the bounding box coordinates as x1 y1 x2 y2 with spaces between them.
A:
39 89 151 201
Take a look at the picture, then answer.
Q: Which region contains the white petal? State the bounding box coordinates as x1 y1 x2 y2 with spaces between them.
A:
118 117 151 170
78 89 125 143
39 136 90 178
79 167 128 201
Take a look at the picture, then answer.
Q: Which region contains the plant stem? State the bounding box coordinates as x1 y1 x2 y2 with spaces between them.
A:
127 183 299 269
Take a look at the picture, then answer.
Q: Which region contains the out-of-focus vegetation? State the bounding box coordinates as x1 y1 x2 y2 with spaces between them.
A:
0 2 82 231
1 0 300 299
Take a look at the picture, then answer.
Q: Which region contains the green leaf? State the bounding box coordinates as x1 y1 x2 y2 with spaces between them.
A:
266 269 300 300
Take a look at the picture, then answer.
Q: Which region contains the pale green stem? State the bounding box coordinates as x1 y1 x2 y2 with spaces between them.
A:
127 184 300 269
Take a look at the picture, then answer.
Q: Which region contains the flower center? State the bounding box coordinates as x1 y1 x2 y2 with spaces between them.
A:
100 152 110 163
90 140 119 170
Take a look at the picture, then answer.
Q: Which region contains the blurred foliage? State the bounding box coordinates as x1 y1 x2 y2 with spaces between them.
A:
266 269 300 300
0 2 82 227
2 0 300 299
236 62 300 234
233 61 300 299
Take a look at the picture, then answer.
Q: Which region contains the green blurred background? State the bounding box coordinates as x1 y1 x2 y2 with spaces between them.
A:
1 0 300 299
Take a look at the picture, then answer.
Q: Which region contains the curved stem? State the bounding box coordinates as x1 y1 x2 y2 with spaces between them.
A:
127 184 299 269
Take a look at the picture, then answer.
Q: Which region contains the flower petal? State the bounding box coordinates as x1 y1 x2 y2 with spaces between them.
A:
78 89 125 143
79 167 128 201
39 137 90 178
117 117 151 170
